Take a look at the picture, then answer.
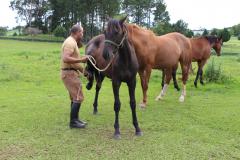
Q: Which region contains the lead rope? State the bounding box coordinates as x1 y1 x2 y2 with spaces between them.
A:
83 54 115 73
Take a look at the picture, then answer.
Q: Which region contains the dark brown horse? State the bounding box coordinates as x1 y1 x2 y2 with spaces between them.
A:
162 35 223 88
85 17 142 139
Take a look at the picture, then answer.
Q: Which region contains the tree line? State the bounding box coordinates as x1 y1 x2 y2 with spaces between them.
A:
8 0 239 41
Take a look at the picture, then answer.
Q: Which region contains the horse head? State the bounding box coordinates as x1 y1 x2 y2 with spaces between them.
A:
212 35 223 56
103 16 128 59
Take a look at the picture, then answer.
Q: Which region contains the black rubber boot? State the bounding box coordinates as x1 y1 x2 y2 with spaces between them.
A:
69 102 87 128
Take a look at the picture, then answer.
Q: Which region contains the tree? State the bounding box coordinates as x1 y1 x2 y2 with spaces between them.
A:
210 28 218 36
10 0 49 31
202 29 209 36
220 28 231 42
0 27 8 36
152 21 173 35
153 0 170 25
231 24 240 36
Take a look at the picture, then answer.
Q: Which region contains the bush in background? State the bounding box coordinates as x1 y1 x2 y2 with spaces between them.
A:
53 26 67 38
13 32 18 36
0 27 8 36
205 58 231 83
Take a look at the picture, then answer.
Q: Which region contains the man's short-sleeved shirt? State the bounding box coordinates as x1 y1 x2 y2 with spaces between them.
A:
61 36 82 69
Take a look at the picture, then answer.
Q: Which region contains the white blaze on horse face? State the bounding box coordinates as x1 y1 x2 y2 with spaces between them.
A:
179 84 186 102
155 84 168 101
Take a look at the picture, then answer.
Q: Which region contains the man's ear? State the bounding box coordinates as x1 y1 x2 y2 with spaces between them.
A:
106 16 112 22
119 15 128 25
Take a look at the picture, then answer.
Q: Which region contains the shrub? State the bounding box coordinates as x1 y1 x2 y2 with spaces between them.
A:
205 58 231 83
13 32 18 36
53 26 67 38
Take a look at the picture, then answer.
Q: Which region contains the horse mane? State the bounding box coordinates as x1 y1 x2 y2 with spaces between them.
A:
126 24 156 37
204 35 219 44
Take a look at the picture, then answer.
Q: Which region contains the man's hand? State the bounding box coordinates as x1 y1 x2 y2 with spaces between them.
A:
78 56 89 63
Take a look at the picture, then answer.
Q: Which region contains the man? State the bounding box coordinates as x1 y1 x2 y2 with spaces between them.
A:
61 24 89 129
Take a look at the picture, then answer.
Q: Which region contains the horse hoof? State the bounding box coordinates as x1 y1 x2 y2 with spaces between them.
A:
200 81 204 85
93 110 98 115
113 134 121 140
139 102 146 108
179 96 185 102
194 82 198 88
176 87 180 91
135 131 143 137
155 96 162 101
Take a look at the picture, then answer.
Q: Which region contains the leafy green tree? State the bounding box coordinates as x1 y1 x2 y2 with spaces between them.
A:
210 28 218 36
0 27 8 36
152 22 173 35
202 29 209 36
153 0 170 25
10 0 49 32
220 28 231 42
231 24 240 36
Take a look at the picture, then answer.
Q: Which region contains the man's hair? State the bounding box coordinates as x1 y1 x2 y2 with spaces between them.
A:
70 24 83 34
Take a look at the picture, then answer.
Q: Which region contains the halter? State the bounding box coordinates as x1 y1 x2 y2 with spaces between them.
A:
104 27 128 53
85 27 128 73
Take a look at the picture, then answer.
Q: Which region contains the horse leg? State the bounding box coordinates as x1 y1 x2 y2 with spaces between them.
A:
127 78 142 136
179 63 190 102
85 62 95 90
112 80 121 139
194 61 201 88
155 69 172 101
161 69 165 89
93 73 104 114
172 68 180 91
199 60 207 85
139 68 151 108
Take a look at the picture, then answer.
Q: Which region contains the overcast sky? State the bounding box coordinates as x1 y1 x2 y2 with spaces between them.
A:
0 0 239 29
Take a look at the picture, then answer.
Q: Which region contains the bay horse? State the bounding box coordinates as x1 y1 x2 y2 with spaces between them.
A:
85 17 142 139
161 35 223 88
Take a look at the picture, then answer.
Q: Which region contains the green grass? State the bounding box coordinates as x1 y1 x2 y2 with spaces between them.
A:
0 38 240 160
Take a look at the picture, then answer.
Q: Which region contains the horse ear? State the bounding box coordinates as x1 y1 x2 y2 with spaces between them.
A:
119 15 128 25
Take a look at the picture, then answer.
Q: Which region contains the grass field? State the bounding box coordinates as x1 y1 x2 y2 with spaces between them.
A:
0 37 240 160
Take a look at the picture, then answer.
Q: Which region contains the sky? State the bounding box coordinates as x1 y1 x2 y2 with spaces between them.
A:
0 0 239 30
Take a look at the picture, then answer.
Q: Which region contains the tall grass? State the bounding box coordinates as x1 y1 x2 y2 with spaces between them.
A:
205 58 231 83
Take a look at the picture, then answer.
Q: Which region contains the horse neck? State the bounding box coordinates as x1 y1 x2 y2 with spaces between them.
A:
191 38 211 54
118 39 133 64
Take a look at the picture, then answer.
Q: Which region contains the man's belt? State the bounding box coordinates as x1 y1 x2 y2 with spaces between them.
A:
62 68 78 72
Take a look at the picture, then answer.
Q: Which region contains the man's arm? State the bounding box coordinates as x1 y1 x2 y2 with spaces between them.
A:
62 48 88 64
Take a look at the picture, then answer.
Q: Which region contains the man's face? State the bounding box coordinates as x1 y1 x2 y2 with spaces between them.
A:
76 27 84 41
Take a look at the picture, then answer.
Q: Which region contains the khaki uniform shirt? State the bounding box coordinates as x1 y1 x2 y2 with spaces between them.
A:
61 36 83 70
